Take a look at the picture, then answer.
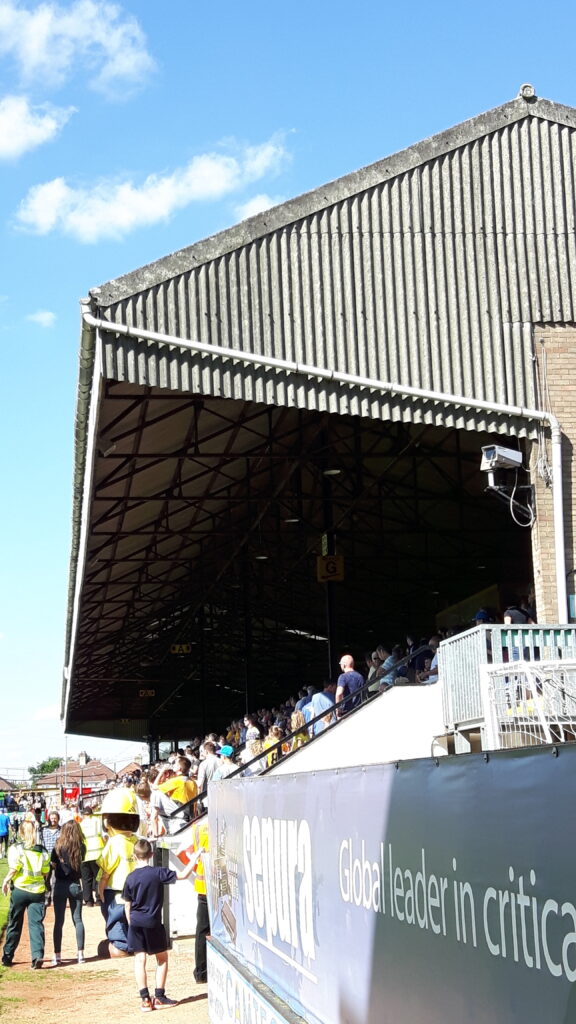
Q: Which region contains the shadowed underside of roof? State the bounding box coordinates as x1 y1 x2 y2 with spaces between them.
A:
64 389 530 740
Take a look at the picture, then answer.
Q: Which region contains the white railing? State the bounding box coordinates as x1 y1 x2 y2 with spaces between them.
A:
439 625 576 730
480 659 576 750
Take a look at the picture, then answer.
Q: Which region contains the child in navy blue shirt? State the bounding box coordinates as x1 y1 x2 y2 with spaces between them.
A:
122 838 195 1011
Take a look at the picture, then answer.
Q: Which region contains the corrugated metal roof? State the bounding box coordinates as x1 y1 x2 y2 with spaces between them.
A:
92 93 576 438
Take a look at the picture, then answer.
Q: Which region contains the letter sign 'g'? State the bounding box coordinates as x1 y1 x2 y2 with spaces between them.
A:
316 555 345 583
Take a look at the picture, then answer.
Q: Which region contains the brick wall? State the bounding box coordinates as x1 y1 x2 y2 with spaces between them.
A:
531 328 576 622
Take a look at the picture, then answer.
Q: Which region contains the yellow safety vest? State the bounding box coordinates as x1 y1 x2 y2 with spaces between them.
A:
97 832 139 891
80 817 104 861
190 821 209 895
11 845 50 893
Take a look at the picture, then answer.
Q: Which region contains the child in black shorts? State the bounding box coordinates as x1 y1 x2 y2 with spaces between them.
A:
122 839 195 1011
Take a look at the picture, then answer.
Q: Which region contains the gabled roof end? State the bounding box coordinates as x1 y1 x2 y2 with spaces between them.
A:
96 87 576 307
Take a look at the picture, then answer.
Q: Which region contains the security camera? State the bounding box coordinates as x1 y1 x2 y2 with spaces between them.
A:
480 445 523 472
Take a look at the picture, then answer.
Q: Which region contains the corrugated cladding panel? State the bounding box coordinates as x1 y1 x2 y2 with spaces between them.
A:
100 117 576 438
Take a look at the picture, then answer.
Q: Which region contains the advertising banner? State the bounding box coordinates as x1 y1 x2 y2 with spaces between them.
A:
207 939 304 1024
208 745 576 1024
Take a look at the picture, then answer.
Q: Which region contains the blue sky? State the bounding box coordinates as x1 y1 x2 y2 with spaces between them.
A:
0 0 575 776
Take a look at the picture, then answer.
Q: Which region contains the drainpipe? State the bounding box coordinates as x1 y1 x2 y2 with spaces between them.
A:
550 419 567 622
82 312 568 623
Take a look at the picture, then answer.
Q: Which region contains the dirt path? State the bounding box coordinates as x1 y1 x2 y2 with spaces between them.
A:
0 902 209 1023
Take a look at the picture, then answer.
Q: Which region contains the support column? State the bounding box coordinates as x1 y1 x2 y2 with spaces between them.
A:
198 608 207 736
243 567 253 713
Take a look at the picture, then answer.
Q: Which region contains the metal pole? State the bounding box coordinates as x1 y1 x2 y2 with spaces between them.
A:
322 471 337 680
243 564 253 713
551 423 568 621
146 735 155 764
199 608 207 736
243 460 254 714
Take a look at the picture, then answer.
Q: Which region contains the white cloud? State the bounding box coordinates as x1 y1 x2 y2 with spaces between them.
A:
235 193 286 221
0 95 74 159
27 310 56 328
16 136 289 243
34 703 60 722
18 177 70 235
0 0 155 98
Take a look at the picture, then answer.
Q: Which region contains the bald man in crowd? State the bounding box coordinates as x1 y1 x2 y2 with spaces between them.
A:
335 654 365 716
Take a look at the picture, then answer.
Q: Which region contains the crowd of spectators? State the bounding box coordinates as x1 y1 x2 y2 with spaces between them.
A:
129 626 455 809
0 626 463 848
1 604 536 847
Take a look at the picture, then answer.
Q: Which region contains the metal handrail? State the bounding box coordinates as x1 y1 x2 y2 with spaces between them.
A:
164 644 433 832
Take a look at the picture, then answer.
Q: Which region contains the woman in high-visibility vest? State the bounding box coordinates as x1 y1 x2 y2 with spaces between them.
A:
1 819 51 969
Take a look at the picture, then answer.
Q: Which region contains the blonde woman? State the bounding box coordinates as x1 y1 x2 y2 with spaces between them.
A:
2 819 50 969
135 780 153 838
263 726 284 767
290 710 309 751
241 739 266 776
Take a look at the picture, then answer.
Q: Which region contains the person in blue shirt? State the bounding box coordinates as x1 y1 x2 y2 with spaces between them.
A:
336 655 365 714
0 808 10 857
122 838 196 1011
377 644 401 691
295 686 316 712
304 681 337 736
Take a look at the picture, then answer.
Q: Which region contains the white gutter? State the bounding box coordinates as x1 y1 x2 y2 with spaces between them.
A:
64 304 105 720
83 312 568 623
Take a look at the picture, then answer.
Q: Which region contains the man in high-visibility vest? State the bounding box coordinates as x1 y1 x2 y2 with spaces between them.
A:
2 819 50 968
79 807 104 906
189 818 210 983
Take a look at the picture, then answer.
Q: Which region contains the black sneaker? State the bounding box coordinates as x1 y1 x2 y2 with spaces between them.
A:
1 956 13 968
31 959 43 970
153 994 178 1009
